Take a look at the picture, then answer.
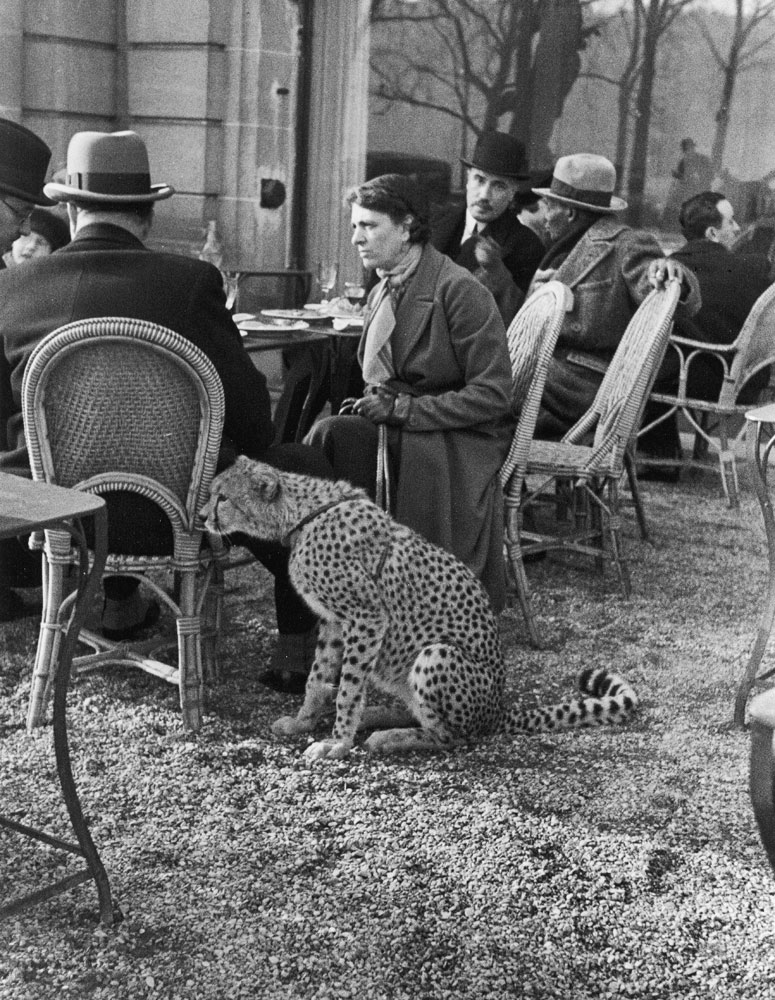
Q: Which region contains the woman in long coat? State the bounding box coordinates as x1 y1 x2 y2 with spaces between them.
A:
306 174 514 611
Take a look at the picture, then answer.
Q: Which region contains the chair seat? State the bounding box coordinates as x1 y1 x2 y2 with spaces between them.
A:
527 439 617 480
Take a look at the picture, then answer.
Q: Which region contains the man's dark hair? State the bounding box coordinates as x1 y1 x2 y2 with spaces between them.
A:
346 174 430 244
679 191 725 240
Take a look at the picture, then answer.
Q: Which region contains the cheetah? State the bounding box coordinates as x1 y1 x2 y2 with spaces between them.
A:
202 456 638 760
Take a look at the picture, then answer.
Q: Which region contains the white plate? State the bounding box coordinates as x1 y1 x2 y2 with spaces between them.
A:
261 308 321 322
238 319 310 333
232 312 255 324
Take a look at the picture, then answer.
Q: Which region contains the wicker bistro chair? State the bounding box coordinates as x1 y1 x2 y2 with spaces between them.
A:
21 318 226 733
499 280 574 646
515 280 682 628
639 281 775 507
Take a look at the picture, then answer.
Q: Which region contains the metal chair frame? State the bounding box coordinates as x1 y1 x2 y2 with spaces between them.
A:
639 281 775 507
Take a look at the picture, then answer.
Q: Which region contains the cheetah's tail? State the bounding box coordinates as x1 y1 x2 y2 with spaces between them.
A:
502 667 639 736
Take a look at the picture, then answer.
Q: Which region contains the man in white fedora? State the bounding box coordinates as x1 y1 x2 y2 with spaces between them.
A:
0 130 332 687
530 152 700 438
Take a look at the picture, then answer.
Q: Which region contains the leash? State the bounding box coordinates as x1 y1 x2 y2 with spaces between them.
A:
281 492 364 547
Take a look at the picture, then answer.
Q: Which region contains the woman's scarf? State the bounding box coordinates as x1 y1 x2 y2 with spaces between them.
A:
361 243 423 387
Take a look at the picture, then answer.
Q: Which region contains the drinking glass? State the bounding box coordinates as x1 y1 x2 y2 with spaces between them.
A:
317 261 339 302
343 281 366 308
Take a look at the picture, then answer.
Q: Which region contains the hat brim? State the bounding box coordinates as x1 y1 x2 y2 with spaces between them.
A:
460 157 531 181
42 182 175 204
533 187 627 213
0 181 56 207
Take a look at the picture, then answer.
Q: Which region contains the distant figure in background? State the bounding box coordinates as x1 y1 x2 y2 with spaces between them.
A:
662 138 715 230
430 131 545 324
514 172 552 248
640 191 773 471
2 207 70 268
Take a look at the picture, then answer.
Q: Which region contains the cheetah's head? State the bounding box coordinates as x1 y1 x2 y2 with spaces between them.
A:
201 456 287 541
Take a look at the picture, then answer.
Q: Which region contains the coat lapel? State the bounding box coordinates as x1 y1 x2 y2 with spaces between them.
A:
391 245 444 369
558 216 627 286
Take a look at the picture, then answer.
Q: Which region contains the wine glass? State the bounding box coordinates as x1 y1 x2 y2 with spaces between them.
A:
317 261 339 303
343 281 366 311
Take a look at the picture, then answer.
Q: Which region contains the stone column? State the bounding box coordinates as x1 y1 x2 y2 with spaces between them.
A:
305 0 371 293
0 0 23 122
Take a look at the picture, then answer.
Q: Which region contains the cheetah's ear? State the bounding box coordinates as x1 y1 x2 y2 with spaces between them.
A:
242 458 282 502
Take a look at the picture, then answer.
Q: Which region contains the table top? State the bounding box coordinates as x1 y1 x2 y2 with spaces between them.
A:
0 473 105 540
240 329 330 353
746 402 775 424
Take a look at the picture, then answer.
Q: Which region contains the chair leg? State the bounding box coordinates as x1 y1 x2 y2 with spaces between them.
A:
624 448 650 542
27 553 67 732
605 478 631 598
176 570 204 731
504 511 541 648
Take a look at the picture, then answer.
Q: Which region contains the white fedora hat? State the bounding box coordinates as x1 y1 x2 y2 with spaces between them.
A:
533 153 627 213
43 130 174 204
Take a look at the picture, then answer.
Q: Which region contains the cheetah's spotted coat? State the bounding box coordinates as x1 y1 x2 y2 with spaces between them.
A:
203 456 638 759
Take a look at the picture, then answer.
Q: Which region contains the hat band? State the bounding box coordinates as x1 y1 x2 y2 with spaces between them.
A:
550 177 612 208
67 171 152 196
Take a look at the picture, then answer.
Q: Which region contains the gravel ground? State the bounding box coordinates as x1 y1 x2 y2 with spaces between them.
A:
2 471 775 1000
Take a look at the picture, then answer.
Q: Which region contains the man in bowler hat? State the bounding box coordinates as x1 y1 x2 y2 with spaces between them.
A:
431 131 545 325
0 117 58 620
0 129 331 690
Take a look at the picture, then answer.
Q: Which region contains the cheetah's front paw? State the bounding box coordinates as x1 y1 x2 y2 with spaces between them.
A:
303 739 352 761
272 714 315 737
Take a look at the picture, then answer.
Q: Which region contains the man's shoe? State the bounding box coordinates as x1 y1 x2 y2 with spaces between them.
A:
102 594 161 641
259 627 318 694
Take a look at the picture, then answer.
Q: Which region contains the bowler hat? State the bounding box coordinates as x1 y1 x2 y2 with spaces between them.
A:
27 208 70 251
0 118 54 206
43 131 174 204
460 132 530 181
533 153 627 213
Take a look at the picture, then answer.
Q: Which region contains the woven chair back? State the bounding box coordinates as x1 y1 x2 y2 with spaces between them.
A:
590 280 682 465
22 318 225 525
500 280 573 489
722 282 775 407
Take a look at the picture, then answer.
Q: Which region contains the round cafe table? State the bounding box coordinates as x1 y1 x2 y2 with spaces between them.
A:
238 313 364 442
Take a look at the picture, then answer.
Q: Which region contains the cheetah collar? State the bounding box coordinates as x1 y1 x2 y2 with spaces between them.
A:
281 493 364 548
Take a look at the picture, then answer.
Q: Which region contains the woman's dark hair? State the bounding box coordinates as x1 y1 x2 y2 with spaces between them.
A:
346 173 430 244
679 190 725 240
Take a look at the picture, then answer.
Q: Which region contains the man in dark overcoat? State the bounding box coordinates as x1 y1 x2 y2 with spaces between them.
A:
640 190 773 463
430 132 545 326
0 129 330 689
530 153 701 439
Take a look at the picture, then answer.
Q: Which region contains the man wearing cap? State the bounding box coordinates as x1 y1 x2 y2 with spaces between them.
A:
531 152 700 438
431 131 545 325
0 117 60 620
0 129 332 689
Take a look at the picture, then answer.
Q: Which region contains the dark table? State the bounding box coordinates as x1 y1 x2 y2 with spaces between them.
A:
0 472 114 925
240 318 364 442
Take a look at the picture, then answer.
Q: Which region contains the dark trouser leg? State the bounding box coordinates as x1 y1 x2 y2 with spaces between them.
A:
304 415 380 498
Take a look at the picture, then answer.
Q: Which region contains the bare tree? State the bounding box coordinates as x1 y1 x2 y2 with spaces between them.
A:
626 0 697 224
369 0 595 167
695 0 775 172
